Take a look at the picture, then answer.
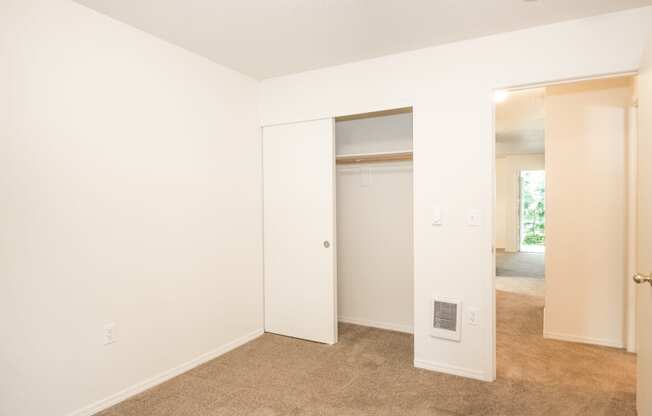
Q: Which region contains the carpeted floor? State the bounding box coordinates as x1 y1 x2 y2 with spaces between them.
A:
97 291 635 416
496 276 545 297
496 251 545 278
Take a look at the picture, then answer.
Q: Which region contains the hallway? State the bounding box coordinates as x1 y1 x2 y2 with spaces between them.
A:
496 251 545 278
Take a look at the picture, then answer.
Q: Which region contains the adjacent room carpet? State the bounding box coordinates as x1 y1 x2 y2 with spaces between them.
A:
97 291 635 416
496 251 545 278
496 276 545 297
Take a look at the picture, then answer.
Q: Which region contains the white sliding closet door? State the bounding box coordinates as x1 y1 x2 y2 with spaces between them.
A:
263 118 337 345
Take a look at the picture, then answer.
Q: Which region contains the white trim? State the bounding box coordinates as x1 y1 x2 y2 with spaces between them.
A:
414 359 493 382
626 105 638 354
490 96 497 382
496 70 638 92
261 116 332 128
338 317 413 334
543 331 624 349
330 118 338 346
67 328 264 416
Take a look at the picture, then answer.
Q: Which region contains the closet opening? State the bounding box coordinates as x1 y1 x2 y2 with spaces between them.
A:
335 107 414 342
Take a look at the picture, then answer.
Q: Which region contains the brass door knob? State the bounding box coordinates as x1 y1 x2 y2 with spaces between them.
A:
633 273 652 286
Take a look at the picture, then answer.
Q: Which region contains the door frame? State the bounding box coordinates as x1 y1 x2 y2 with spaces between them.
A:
626 104 638 353
260 106 415 347
518 170 524 252
490 70 637 380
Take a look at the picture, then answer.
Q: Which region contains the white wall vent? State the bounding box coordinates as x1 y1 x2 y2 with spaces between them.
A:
430 297 461 341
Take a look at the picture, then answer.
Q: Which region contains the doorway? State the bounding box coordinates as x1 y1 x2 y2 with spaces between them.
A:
492 74 638 413
494 87 546 296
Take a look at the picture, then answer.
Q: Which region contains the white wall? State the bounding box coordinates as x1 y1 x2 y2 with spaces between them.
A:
626 80 639 353
495 154 546 251
260 7 652 381
544 77 633 348
0 2 262 416
336 115 413 333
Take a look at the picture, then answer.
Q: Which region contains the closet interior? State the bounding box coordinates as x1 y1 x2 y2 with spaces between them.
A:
336 107 414 334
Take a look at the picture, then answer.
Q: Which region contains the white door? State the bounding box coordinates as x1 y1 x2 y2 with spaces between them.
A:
636 35 652 415
263 118 337 345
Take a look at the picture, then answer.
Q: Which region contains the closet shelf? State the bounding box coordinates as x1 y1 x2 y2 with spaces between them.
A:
336 150 413 164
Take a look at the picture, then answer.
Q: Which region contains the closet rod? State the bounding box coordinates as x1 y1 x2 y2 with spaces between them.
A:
336 151 413 165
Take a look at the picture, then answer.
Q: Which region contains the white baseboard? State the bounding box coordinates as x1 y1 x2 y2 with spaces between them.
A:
543 331 623 349
68 328 264 416
414 358 493 382
338 316 413 334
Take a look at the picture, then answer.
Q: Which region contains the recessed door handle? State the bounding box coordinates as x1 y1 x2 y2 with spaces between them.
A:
323 240 330 248
633 273 652 286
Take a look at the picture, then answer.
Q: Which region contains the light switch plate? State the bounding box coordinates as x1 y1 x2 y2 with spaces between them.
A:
104 322 116 345
432 207 442 226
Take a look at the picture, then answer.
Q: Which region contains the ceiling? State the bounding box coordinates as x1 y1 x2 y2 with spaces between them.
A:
496 88 545 156
73 0 652 79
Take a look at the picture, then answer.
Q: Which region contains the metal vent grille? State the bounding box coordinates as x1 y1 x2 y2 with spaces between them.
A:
433 300 458 332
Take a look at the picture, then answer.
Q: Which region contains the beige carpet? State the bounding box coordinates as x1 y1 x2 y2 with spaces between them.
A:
496 251 545 278
97 291 635 416
496 276 545 297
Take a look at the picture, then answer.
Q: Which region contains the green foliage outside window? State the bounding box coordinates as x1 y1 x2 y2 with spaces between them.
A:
521 171 545 247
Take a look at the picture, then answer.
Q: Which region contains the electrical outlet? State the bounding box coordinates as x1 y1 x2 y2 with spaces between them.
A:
467 209 481 226
104 322 116 345
468 308 479 326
